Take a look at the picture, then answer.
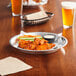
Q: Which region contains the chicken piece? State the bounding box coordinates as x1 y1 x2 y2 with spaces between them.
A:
34 38 41 45
33 0 41 3
28 43 36 50
39 39 48 45
36 44 48 50
18 40 32 49
34 38 48 45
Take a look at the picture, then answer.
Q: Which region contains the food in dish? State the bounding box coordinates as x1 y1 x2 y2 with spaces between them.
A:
16 35 55 50
33 0 41 3
43 34 56 43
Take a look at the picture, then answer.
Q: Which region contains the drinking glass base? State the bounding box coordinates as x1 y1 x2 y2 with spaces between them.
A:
12 13 20 16
63 25 72 29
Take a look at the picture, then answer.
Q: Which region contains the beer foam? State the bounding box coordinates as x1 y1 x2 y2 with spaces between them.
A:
61 1 76 9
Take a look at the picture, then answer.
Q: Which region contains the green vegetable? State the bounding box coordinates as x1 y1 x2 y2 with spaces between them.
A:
24 40 34 41
18 37 42 40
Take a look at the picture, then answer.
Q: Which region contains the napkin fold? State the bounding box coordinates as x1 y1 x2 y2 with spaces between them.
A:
0 57 32 76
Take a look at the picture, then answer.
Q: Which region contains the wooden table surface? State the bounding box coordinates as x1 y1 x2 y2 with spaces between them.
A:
0 0 76 76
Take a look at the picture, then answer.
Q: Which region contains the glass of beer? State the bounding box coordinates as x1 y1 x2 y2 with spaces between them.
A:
61 1 75 28
11 0 23 16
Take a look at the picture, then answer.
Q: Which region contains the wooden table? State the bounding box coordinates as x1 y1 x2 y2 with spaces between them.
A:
0 0 76 76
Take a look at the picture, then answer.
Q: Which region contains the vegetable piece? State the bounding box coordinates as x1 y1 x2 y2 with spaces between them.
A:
18 37 42 41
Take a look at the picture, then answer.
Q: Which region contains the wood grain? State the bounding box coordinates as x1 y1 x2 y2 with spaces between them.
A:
0 0 76 76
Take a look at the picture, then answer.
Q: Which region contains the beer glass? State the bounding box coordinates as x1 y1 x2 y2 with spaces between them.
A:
61 1 76 28
11 0 23 16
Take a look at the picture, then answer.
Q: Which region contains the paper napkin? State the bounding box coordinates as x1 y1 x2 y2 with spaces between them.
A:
0 57 32 76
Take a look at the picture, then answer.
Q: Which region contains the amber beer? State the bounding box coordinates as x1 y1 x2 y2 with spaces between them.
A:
62 8 74 26
61 2 75 28
12 16 21 33
11 0 22 16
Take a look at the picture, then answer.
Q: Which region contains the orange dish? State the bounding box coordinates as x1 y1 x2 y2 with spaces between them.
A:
16 35 55 50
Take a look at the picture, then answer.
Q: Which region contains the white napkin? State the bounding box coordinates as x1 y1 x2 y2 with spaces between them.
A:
26 11 48 20
0 57 32 76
